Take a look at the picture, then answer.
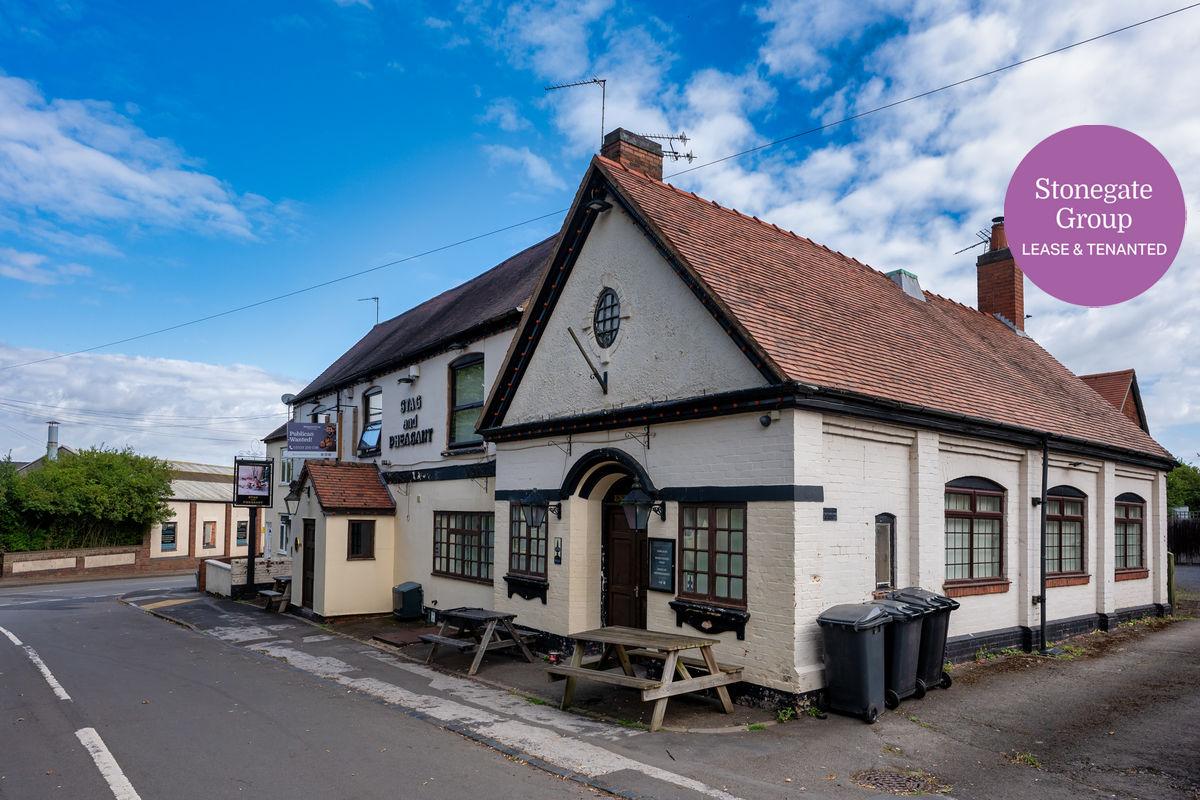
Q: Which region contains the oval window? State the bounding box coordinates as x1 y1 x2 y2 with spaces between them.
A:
593 287 620 347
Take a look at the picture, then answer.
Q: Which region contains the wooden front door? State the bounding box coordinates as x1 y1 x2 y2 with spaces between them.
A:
603 497 646 628
302 518 316 610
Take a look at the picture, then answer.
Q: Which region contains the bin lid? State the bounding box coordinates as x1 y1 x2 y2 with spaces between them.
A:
817 603 891 630
870 598 924 621
889 586 960 611
394 581 421 592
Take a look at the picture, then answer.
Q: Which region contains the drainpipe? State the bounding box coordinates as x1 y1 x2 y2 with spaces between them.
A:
1038 437 1049 654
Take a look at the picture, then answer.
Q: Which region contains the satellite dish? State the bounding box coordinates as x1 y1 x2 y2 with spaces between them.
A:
280 393 295 405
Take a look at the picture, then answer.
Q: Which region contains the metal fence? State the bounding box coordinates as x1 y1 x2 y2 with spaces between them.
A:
1168 516 1200 564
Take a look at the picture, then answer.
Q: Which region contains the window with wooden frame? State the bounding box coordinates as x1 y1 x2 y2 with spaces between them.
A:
1045 486 1085 575
358 388 383 456
202 521 217 548
1115 492 1145 570
347 519 375 560
433 511 494 581
507 504 547 578
236 520 249 547
161 522 177 552
875 513 896 589
944 477 1005 582
679 504 746 607
448 354 484 448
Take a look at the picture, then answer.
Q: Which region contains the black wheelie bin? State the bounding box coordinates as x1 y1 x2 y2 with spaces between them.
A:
887 587 960 692
870 598 925 708
816 603 890 723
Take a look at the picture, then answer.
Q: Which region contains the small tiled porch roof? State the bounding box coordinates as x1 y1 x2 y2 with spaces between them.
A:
298 461 395 516
1080 369 1149 433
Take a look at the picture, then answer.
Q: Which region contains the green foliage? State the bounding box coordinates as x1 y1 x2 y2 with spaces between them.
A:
775 706 796 723
0 448 174 552
1167 461 1200 511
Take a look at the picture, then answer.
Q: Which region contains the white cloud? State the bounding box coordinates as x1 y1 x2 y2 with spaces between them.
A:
332 0 372 8
0 76 276 241
0 343 296 465
482 144 566 191
424 16 451 30
0 246 91 285
496 0 613 79
479 97 531 132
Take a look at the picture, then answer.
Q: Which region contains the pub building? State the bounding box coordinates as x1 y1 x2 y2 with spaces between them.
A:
277 129 1173 697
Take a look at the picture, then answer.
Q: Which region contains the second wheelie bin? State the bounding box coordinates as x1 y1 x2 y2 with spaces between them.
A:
816 603 890 723
887 587 960 692
870 598 925 708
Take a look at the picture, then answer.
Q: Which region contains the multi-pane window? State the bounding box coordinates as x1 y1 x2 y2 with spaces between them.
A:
161 522 177 552
237 521 249 547
449 355 485 447
680 504 746 607
278 516 292 554
358 389 383 455
593 287 621 347
202 521 217 548
945 482 1004 581
278 452 295 485
1045 490 1085 574
433 511 494 581
1115 495 1145 570
875 513 895 589
508 505 547 578
347 520 375 560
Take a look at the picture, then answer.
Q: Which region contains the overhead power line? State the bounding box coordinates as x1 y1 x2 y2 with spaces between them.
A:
0 395 284 422
1 3 1193 373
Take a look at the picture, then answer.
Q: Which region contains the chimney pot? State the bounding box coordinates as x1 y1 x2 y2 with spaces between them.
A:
976 215 1024 331
46 420 60 461
600 128 664 180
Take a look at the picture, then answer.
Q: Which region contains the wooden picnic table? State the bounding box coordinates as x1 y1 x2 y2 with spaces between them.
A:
420 607 537 676
545 626 742 732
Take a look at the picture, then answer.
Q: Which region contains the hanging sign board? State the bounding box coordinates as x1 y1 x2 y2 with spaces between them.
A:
648 537 675 593
233 458 273 508
286 421 337 460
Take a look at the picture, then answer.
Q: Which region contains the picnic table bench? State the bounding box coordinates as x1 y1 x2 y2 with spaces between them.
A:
545 626 742 732
258 575 291 613
420 607 537 676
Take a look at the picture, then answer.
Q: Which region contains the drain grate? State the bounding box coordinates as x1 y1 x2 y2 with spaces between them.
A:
851 768 951 796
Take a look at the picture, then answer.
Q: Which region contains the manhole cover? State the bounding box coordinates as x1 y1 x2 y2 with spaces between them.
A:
851 768 951 796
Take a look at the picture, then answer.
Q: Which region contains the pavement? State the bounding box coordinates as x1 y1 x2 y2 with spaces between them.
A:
3 575 1198 800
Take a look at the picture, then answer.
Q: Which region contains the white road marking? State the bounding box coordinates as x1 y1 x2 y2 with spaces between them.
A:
0 625 72 701
75 727 143 800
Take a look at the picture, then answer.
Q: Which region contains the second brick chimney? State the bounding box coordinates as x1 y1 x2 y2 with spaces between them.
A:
976 216 1025 330
600 128 664 180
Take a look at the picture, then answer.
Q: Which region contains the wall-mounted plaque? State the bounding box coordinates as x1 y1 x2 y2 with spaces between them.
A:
648 537 675 593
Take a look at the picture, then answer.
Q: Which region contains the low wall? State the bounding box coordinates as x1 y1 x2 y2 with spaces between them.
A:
203 556 292 598
205 560 233 596
0 537 202 583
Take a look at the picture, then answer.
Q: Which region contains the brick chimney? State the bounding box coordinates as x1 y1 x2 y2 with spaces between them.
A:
976 216 1025 330
600 128 663 180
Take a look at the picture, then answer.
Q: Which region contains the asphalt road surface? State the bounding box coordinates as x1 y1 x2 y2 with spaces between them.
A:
0 576 599 800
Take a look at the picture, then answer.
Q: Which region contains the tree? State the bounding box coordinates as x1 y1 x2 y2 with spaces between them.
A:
6 448 174 551
1167 460 1200 512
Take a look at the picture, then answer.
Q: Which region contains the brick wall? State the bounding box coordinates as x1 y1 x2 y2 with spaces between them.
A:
976 250 1024 329
1 534 205 583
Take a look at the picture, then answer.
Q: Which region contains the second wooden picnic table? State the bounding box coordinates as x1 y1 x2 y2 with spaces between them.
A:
546 626 742 732
420 607 536 676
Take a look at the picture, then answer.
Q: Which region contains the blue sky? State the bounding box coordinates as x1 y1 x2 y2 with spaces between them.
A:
1 1 1197 463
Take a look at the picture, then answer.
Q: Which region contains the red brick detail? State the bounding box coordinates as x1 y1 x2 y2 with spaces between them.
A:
225 503 233 556
1046 573 1090 588
1115 568 1149 581
600 138 662 180
188 502 197 554
944 579 1010 598
976 252 1024 330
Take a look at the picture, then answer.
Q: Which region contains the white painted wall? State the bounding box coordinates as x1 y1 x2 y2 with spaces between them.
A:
503 199 768 426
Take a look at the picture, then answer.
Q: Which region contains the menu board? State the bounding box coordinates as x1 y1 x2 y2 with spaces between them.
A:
648 538 675 593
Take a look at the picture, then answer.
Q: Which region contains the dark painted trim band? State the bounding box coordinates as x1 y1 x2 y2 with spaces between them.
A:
660 485 824 503
495 488 566 502
383 461 496 484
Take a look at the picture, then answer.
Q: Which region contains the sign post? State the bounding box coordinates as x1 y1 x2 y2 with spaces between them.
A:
233 458 273 597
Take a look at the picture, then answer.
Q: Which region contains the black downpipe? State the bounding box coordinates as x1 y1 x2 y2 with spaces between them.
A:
1039 437 1049 653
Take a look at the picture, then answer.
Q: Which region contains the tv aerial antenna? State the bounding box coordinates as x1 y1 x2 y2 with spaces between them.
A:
544 77 607 152
357 296 380 325
953 228 992 255
635 131 695 163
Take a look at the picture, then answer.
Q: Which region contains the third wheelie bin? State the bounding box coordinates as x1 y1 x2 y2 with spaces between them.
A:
887 587 960 692
816 603 890 723
870 598 925 708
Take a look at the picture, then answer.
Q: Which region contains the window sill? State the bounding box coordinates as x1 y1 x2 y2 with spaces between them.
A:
668 598 750 640
1046 573 1090 588
503 573 548 603
1115 568 1149 581
433 572 494 587
346 556 376 562
943 578 1010 598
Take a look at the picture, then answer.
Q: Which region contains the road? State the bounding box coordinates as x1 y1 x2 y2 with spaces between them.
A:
0 576 599 800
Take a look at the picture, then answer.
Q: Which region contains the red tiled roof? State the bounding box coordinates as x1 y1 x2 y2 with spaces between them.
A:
301 461 395 515
1079 370 1146 431
595 156 1172 462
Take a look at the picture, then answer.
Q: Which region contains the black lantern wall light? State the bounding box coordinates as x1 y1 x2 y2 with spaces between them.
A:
620 479 666 531
520 488 561 529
